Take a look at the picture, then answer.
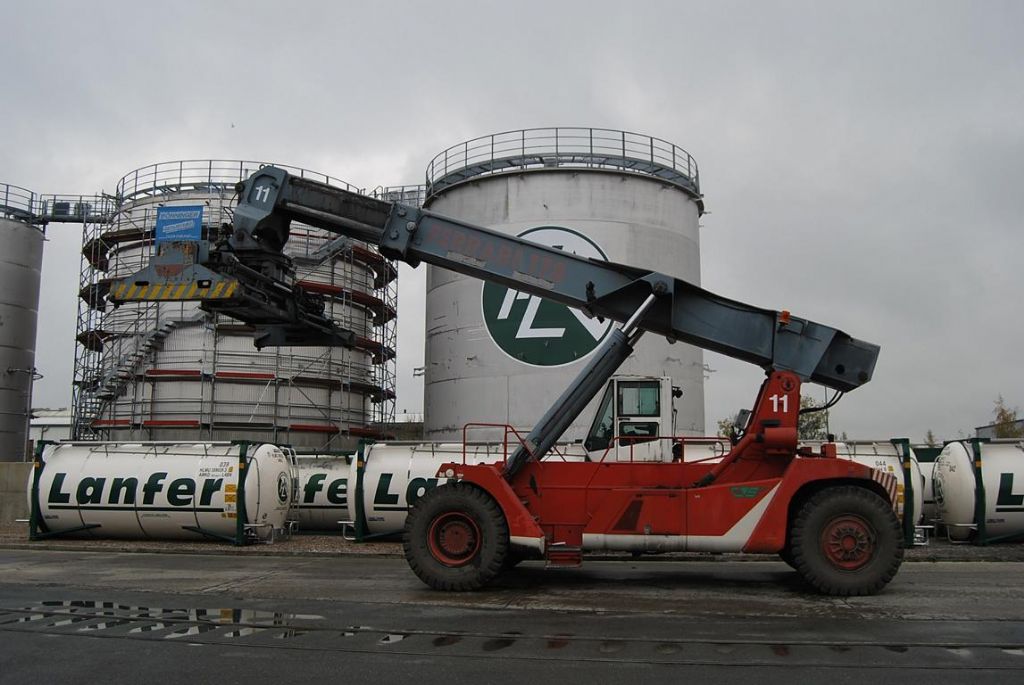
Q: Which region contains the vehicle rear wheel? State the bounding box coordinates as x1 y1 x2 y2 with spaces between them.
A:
403 483 509 591
778 545 796 569
790 485 904 596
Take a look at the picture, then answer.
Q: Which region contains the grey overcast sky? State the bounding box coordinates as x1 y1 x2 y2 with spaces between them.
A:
1 0 1021 441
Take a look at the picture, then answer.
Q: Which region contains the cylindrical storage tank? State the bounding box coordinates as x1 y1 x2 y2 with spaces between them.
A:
351 441 588 537
293 455 352 531
933 440 1024 542
422 128 705 442
0 184 44 462
74 161 397 450
30 442 293 542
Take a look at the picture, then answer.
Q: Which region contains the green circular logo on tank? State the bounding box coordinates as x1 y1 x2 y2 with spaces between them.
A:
481 226 612 367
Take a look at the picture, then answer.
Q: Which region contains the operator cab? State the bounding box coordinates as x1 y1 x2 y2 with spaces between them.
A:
584 376 675 462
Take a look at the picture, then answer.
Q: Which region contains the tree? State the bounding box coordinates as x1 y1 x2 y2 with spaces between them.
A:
717 395 830 440
993 396 1024 438
924 429 938 447
798 395 829 440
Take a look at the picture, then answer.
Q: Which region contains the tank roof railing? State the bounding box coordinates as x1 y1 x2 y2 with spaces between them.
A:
425 127 702 204
1 182 41 223
369 184 427 208
116 159 362 204
2 183 117 226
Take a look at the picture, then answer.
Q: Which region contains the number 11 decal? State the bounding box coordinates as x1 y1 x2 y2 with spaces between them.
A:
769 394 789 413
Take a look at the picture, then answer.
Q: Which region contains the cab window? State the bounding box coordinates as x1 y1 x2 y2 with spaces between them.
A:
584 385 615 452
618 421 659 445
617 381 660 417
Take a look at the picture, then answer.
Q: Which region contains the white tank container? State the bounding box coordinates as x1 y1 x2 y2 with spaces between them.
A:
422 128 705 443
30 442 293 542
933 440 1024 542
799 440 924 524
920 459 938 522
293 455 351 531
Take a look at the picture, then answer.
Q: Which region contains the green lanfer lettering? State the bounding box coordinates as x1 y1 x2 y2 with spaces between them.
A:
304 473 327 503
326 478 347 505
167 478 196 507
142 472 168 505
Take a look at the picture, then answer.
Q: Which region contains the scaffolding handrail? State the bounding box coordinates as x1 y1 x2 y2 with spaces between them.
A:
425 127 701 203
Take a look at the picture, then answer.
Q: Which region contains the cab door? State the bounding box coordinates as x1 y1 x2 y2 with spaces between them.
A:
583 379 666 462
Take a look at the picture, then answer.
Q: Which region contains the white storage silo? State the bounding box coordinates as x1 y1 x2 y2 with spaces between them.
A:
421 128 705 442
0 184 45 461
73 161 397 450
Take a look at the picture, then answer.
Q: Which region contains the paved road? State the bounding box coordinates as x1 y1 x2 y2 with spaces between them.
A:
0 550 1022 684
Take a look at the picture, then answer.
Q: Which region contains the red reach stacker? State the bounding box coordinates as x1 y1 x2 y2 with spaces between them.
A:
110 166 903 595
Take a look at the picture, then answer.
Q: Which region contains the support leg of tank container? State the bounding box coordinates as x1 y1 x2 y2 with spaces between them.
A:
968 438 989 546
351 441 372 542
891 438 916 547
235 442 250 546
28 441 51 541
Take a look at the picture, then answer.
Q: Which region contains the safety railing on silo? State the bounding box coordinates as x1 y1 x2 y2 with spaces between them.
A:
0 183 39 223
424 127 701 203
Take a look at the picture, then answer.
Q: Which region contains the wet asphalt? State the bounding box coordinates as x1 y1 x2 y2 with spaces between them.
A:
0 550 1022 683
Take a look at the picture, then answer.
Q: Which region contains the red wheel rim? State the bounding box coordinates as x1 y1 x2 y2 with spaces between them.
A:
820 514 876 571
427 512 482 567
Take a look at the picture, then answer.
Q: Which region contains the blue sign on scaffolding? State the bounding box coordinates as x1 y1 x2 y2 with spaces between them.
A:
154 205 204 243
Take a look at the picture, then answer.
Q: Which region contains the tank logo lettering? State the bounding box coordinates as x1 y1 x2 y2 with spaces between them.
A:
327 478 347 505
168 478 196 506
374 474 400 506
111 477 138 505
76 477 106 504
996 473 1024 512
407 477 441 506
303 474 327 503
142 473 169 505
48 473 71 504
482 227 612 367
45 472 226 509
299 474 347 506
200 478 223 506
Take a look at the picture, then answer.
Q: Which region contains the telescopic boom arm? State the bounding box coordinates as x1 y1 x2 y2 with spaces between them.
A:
226 166 879 391
109 166 879 475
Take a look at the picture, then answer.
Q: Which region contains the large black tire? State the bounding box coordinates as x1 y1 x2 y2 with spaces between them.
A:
403 483 509 591
790 485 904 596
778 545 796 570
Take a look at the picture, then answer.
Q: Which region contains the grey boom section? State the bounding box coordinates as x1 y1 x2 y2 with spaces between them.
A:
234 167 879 392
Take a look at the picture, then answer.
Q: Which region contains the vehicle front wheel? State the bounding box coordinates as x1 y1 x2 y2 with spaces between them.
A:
403 483 509 591
790 485 904 596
